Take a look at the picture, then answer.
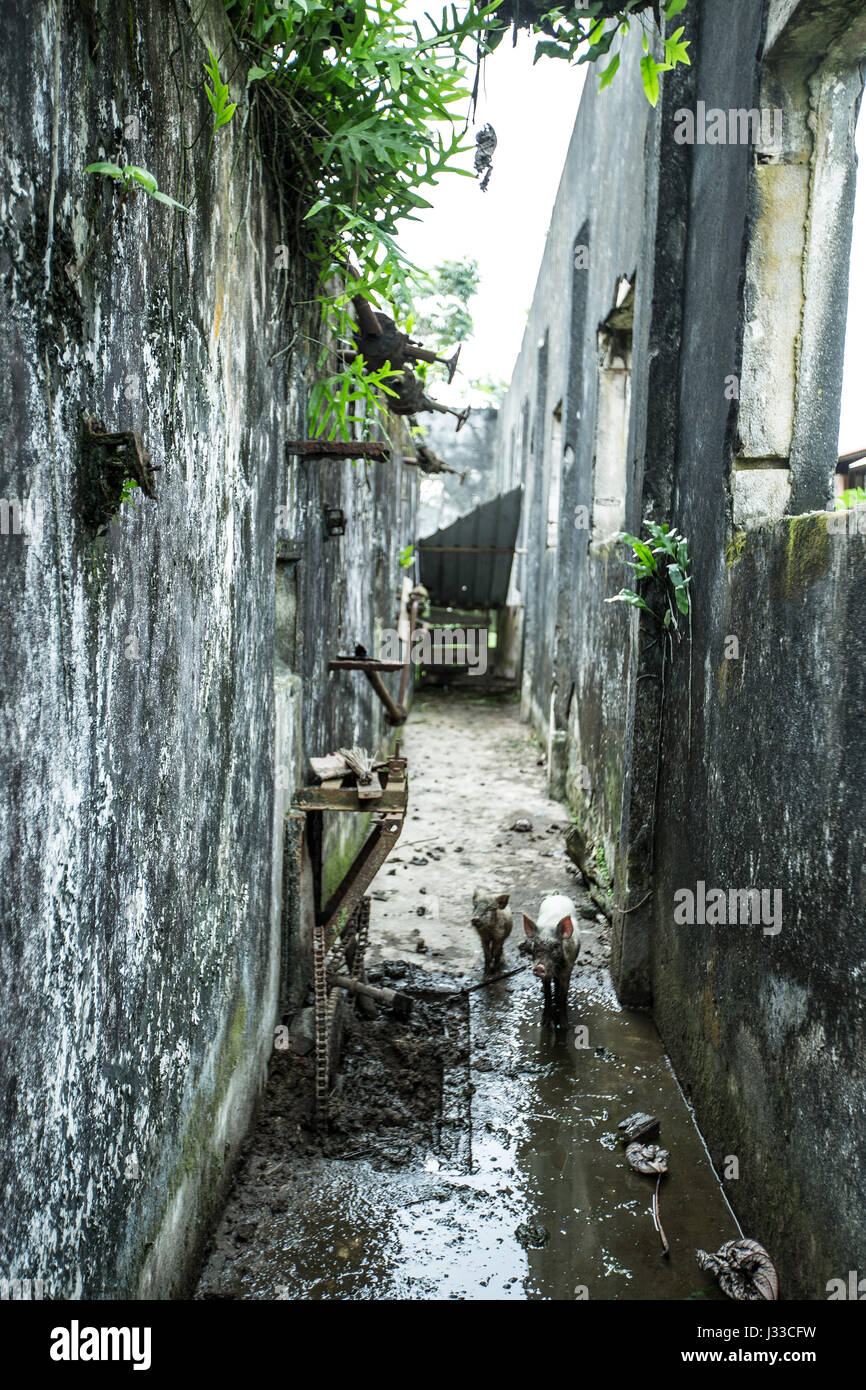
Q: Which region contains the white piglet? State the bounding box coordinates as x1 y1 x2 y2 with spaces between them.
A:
522 893 580 1026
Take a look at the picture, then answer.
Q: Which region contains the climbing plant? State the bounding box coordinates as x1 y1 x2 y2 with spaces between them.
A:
497 0 691 106
218 0 691 436
83 162 188 210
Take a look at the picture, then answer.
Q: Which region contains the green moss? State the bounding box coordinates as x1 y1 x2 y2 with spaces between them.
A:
136 988 252 1294
170 991 248 1199
780 513 831 600
320 812 372 911
724 531 747 568
716 658 733 707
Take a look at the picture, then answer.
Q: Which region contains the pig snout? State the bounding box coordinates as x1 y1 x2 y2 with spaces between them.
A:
533 962 547 979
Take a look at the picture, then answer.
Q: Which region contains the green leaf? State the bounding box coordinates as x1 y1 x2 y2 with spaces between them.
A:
641 54 661 105
85 161 124 179
665 0 689 17
598 52 620 90
534 39 573 62
149 189 189 211
606 589 655 617
125 166 158 194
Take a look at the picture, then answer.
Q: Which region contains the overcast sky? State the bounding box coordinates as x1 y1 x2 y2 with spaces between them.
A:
396 17 865 452
397 30 584 401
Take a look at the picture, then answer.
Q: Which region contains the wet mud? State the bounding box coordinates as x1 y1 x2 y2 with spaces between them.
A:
196 693 739 1300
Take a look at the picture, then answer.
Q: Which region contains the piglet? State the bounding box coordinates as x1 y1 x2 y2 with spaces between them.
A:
523 893 580 1026
471 888 513 975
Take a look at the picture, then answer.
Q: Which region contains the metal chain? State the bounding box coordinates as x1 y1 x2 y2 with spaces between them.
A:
314 895 373 1122
352 896 371 979
312 923 329 1120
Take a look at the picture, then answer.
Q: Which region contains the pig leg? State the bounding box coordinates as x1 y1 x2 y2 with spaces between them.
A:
541 978 554 1025
482 937 493 976
554 975 569 1027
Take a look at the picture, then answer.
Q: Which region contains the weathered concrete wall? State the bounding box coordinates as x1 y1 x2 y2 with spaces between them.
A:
653 510 866 1300
0 0 414 1298
497 0 866 1297
496 23 656 863
648 0 866 1297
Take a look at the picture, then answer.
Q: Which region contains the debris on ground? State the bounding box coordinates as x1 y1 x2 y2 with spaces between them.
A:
696 1239 779 1301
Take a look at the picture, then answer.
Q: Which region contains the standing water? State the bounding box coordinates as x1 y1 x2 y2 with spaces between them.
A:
196 693 738 1300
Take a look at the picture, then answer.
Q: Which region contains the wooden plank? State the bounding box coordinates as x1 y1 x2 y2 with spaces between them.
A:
292 786 407 812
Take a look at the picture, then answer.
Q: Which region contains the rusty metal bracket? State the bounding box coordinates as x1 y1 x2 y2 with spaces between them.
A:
79 414 159 534
286 440 391 462
330 643 408 724
291 752 408 950
294 751 407 1124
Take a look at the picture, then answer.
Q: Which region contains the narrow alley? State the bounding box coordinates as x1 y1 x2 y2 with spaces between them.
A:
196 693 737 1301
3 0 865 1352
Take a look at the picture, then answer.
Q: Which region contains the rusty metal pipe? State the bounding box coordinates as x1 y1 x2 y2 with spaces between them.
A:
363 667 406 725
328 973 413 1019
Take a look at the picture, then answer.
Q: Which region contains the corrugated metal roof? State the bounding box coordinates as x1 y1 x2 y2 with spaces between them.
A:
417 487 523 609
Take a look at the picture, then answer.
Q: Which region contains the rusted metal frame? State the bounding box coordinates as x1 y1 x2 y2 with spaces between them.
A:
293 785 406 811
329 658 404 672
312 922 330 1118
299 754 407 1121
318 808 405 946
286 440 391 461
329 642 407 724
363 668 406 724
81 415 160 499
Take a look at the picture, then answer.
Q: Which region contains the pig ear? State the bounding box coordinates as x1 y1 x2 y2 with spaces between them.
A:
558 915 574 938
497 893 510 909
523 915 537 937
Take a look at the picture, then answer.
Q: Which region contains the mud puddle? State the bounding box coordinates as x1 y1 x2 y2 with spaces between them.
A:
196 963 737 1300
196 693 739 1300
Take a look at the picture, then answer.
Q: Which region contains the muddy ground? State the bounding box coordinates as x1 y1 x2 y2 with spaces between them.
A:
195 691 739 1301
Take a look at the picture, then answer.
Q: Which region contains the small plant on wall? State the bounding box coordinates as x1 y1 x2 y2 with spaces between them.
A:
608 521 693 750
83 162 189 211
607 522 691 636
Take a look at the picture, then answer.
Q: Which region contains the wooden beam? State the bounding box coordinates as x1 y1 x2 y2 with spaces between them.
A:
292 786 407 812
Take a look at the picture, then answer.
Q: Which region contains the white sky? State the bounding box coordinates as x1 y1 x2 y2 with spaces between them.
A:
396 29 584 402
396 15 865 450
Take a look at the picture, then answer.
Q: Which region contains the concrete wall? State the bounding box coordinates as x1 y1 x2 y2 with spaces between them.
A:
0 0 414 1298
498 0 866 1297
496 21 658 853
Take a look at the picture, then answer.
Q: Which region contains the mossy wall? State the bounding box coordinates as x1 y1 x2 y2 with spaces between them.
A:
0 0 415 1298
